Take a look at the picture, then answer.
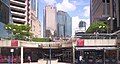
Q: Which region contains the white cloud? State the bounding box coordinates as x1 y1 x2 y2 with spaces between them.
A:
72 16 90 37
71 0 89 6
72 16 80 37
83 5 90 17
44 0 56 5
56 0 76 12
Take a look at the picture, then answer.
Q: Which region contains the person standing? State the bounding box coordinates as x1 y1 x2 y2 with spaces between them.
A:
27 56 31 63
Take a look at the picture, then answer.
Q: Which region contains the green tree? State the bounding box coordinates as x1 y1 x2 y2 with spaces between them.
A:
32 38 52 42
5 24 32 40
86 21 108 33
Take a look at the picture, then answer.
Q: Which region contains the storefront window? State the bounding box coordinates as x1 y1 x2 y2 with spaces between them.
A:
0 47 21 63
105 50 117 63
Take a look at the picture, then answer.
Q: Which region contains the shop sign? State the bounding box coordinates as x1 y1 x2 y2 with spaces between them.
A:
38 43 61 48
77 39 84 46
11 40 18 47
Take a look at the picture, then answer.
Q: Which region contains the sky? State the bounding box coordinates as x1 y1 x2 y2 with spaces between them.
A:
38 0 90 37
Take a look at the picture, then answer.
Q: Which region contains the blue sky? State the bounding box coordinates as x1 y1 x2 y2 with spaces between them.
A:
38 0 90 36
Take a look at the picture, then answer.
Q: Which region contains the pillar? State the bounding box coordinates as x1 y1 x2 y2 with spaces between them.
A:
72 43 75 64
21 46 23 64
103 49 106 64
117 47 119 64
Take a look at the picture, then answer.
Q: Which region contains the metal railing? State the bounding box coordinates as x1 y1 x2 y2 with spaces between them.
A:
75 33 120 39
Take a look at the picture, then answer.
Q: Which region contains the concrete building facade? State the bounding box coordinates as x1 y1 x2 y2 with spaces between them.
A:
90 0 120 33
9 0 41 38
90 0 110 23
44 5 57 37
29 0 41 37
10 0 28 24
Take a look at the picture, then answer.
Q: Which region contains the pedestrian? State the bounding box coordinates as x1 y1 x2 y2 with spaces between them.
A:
7 56 11 64
27 56 31 63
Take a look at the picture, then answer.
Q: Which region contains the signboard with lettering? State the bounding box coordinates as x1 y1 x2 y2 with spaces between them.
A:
38 43 62 48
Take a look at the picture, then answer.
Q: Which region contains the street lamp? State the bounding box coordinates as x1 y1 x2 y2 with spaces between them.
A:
5 27 12 39
5 26 15 39
107 17 115 33
94 25 106 39
98 25 106 33
10 49 14 64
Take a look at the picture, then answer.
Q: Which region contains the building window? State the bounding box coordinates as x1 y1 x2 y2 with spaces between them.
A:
106 0 110 3
0 11 2 21
102 0 110 3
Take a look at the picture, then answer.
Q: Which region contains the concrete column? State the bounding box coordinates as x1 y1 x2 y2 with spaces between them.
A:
103 49 106 64
105 0 108 16
117 48 119 64
21 46 23 64
116 0 120 27
72 43 75 64
49 44 51 64
110 0 114 31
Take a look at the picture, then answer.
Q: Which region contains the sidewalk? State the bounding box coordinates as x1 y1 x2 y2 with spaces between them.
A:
23 62 71 64
23 59 71 64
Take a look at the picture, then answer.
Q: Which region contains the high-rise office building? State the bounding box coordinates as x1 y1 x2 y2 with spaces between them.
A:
10 0 28 24
57 11 72 37
0 0 12 38
90 0 120 32
9 0 41 37
0 0 41 38
111 0 120 32
90 0 110 23
44 5 57 37
29 0 41 37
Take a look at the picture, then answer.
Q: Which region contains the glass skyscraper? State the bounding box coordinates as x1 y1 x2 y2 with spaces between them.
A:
0 0 12 38
57 11 72 37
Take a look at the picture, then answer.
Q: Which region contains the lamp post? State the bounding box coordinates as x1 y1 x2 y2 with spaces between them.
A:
10 49 14 64
5 27 12 39
49 44 51 64
95 25 106 39
103 48 106 64
99 25 105 33
107 17 115 33
5 26 16 39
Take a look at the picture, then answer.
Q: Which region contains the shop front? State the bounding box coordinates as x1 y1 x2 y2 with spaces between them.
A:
0 47 21 63
0 40 21 63
75 39 118 64
0 40 73 64
75 47 118 64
